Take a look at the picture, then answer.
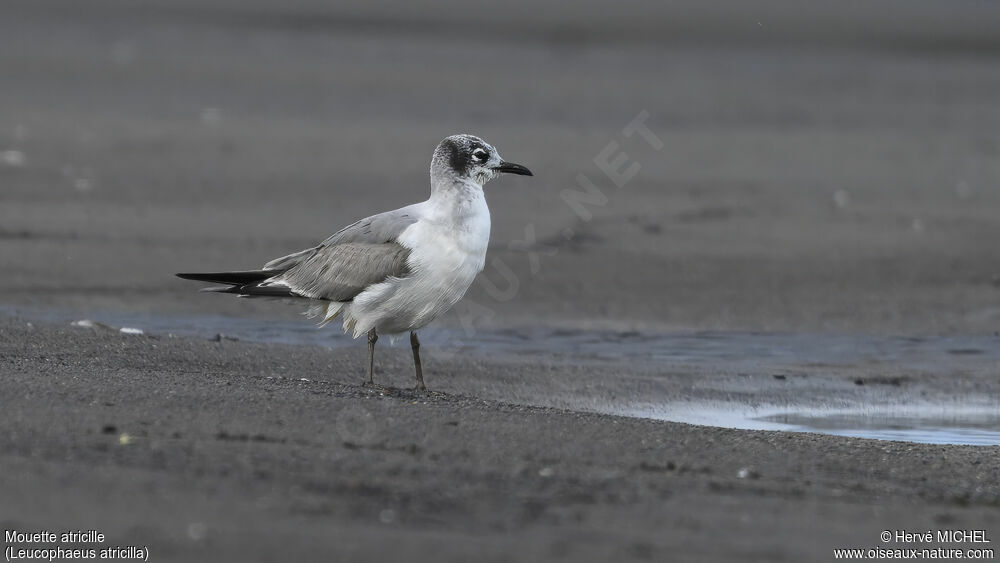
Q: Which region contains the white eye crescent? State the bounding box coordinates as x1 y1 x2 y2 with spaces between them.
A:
472 148 489 163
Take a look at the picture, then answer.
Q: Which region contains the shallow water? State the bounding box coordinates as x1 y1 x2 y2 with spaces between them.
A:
4 304 999 446
5 304 998 368
759 411 1000 446
628 403 1000 446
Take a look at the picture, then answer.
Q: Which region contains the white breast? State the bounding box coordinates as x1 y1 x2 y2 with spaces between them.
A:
343 189 491 336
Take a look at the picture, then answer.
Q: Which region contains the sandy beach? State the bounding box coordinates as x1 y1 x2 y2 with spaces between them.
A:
2 318 998 562
2 1 1000 561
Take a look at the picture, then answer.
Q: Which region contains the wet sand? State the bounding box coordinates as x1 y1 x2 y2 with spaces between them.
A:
2 1 1000 561
2 318 999 562
3 0 1000 334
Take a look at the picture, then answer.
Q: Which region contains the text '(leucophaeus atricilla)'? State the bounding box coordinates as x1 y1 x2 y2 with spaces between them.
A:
177 134 533 390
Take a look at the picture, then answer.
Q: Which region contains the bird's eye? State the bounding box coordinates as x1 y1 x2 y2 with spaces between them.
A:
472 148 489 163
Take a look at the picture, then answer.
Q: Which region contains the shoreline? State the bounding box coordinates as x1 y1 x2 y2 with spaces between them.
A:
4 306 1000 446
2 315 998 561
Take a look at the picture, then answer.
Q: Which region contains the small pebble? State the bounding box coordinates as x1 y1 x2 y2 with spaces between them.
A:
74 177 94 192
200 107 222 125
832 189 850 209
1 150 26 167
187 522 207 541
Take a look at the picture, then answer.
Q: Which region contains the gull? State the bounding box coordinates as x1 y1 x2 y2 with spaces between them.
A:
177 134 533 390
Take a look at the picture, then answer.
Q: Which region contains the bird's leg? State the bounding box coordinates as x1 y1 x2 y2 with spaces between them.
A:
410 331 426 391
365 328 378 386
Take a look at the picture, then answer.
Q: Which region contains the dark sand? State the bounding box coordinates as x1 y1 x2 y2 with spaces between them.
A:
4 0 1000 334
2 1 1000 561
2 319 999 562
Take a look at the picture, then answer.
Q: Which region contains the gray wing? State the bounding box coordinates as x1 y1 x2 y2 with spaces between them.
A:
276 242 410 302
263 205 419 271
260 205 419 302
319 205 420 247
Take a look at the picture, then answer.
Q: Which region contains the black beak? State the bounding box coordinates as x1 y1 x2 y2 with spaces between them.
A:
493 161 533 176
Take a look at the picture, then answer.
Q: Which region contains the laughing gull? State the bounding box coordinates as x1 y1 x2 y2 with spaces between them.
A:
177 134 533 390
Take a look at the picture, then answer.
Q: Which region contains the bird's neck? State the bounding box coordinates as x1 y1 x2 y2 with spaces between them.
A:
428 177 488 220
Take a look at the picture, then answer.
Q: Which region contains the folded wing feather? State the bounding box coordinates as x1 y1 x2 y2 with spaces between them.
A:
277 242 411 302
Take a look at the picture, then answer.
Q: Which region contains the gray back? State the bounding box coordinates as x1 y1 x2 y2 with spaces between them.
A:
261 205 420 302
263 206 418 271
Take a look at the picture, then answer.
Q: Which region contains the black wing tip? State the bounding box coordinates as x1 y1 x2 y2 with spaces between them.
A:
177 270 300 299
175 272 235 283
175 270 281 285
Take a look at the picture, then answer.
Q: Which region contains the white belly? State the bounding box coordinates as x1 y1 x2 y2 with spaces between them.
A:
343 198 491 336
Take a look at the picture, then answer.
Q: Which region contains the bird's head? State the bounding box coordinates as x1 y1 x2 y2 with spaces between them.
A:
431 134 533 187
